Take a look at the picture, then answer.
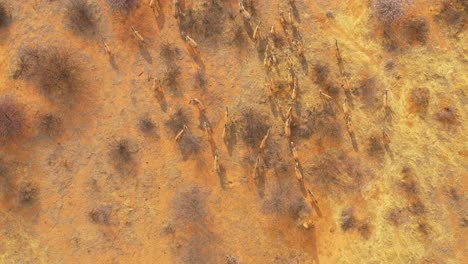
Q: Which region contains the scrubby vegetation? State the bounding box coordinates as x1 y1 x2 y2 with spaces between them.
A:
0 97 25 139
373 0 407 24
105 0 138 11
17 46 84 104
38 113 63 138
435 106 458 124
89 205 113 224
402 17 429 45
165 107 191 136
0 2 10 28
66 0 100 37
17 182 38 205
240 108 270 148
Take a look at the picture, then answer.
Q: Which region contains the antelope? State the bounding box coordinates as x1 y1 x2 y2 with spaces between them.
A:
346 116 353 135
319 89 333 101
173 0 180 18
259 128 271 152
185 34 198 50
342 98 349 117
294 161 303 181
290 141 299 162
239 0 251 20
284 117 292 140
253 23 261 41
383 128 391 145
175 125 187 142
153 78 164 96
102 40 112 56
131 26 145 43
383 89 389 109
307 189 320 211
189 98 206 113
214 151 221 174
252 155 262 179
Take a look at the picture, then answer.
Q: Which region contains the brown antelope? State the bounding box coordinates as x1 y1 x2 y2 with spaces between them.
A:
259 128 271 152
346 116 353 135
284 117 292 140
131 26 145 43
383 89 389 109
319 89 333 102
214 151 221 174
184 34 198 50
290 141 299 161
286 105 293 118
342 98 349 117
153 78 164 96
173 0 180 18
239 0 251 20
102 40 112 56
307 189 320 211
253 23 261 42
252 155 262 179
383 128 391 145
294 161 303 181
175 125 187 142
189 98 206 113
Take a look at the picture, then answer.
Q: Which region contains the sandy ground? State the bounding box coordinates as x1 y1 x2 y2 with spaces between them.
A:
0 0 467 263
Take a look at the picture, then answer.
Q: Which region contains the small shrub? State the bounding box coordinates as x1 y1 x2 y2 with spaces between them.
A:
194 69 207 90
165 107 191 136
160 42 180 63
373 0 408 24
340 208 356 231
313 64 329 84
66 0 100 37
0 3 10 28
105 0 138 11
138 117 156 135
357 77 382 110
17 182 38 205
111 139 134 164
387 208 405 226
240 108 270 148
89 205 112 224
358 222 372 239
178 133 202 160
163 65 182 95
409 87 430 113
172 186 209 223
19 46 83 104
402 17 429 45
435 106 458 124
0 97 25 139
367 135 385 158
38 113 62 138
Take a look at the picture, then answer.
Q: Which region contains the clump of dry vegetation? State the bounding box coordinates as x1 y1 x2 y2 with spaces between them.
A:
402 17 429 45
17 182 38 205
17 46 84 104
160 42 180 64
138 117 157 136
313 63 330 84
178 1 232 44
0 97 25 139
110 139 138 176
163 65 182 96
436 1 467 35
435 106 458 124
373 0 408 24
194 69 207 90
38 113 63 138
105 0 138 11
178 133 203 161
308 152 374 195
262 178 306 217
165 107 191 136
172 186 209 223
240 108 270 148
409 87 430 113
356 77 383 110
0 2 10 28
89 205 113 224
66 0 100 37
340 208 357 231
367 134 385 158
